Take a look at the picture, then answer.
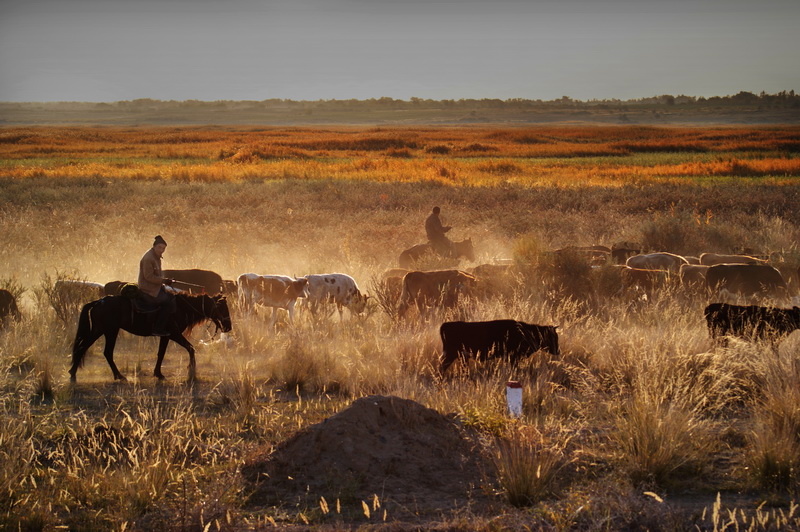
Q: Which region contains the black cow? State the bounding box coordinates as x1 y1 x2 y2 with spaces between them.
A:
0 289 22 324
163 269 225 295
704 302 800 342
439 319 559 374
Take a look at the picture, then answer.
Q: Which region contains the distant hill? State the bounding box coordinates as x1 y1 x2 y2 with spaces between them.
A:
1 92 799 126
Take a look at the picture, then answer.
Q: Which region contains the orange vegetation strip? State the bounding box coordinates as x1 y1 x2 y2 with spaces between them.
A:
1 125 798 185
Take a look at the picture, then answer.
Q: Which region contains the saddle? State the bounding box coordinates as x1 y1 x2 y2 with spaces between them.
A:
119 283 160 314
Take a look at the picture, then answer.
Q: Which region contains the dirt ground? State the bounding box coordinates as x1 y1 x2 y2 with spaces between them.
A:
242 395 498 522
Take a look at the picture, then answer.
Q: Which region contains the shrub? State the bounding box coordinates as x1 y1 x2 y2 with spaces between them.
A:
610 394 713 487
385 148 413 158
40 271 98 328
492 426 571 506
425 144 451 155
638 208 739 255
0 277 26 301
534 248 595 307
747 367 800 492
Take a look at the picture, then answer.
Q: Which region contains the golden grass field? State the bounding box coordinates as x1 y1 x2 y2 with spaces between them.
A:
2 125 800 530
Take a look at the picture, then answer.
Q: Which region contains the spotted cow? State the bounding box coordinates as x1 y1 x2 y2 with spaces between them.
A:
304 273 369 320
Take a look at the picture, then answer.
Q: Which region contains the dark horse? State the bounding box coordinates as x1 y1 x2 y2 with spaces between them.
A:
69 294 232 382
398 238 475 269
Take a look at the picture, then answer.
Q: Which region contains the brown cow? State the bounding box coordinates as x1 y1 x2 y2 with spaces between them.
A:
467 263 518 299
699 253 767 266
378 268 411 302
382 268 412 280
705 263 787 302
679 264 711 293
163 268 225 294
620 267 673 296
237 273 309 326
397 269 477 319
610 241 642 264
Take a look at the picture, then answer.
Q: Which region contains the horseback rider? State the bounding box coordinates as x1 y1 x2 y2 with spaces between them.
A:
425 206 454 257
138 235 176 336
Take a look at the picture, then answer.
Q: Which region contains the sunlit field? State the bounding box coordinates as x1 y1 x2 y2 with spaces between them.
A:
2 125 800 185
2 125 800 530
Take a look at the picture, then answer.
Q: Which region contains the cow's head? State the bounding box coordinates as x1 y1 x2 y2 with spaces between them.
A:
288 277 310 298
349 290 370 314
545 326 560 357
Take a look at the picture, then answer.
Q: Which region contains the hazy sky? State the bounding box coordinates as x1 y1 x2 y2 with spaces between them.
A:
1 0 798 102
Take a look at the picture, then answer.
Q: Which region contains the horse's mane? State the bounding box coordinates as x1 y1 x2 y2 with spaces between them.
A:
175 293 215 332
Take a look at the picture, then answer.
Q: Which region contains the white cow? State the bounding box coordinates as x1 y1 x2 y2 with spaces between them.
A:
304 273 369 320
237 273 309 327
53 279 105 302
626 252 689 273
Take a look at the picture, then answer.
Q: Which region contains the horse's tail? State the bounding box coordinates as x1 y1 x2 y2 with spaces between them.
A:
72 300 100 369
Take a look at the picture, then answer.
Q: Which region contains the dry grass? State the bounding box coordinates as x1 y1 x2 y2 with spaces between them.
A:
1 125 800 529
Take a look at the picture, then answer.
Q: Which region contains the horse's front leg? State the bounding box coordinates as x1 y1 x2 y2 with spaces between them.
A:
168 333 196 381
103 329 126 381
154 336 170 380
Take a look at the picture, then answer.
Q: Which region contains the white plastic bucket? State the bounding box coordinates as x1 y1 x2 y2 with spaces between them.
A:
506 381 523 417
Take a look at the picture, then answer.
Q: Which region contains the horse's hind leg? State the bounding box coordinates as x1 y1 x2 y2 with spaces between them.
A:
69 329 104 382
102 329 126 381
153 336 170 380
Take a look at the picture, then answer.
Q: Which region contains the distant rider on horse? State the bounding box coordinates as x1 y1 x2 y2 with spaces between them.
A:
425 206 454 257
138 235 176 336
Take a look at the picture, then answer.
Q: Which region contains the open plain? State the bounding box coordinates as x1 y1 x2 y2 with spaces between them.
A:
2 125 800 530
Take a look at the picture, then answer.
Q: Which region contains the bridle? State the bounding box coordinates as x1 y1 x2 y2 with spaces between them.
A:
181 294 227 339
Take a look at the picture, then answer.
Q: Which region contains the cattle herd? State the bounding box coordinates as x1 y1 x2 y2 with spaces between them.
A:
1 242 799 380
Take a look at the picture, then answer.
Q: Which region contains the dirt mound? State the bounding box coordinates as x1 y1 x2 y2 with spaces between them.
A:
243 395 495 518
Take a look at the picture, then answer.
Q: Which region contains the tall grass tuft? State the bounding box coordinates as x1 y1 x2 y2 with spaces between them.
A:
747 357 800 492
492 425 571 507
610 392 714 487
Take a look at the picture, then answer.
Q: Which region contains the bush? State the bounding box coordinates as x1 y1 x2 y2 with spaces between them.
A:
40 271 100 328
639 208 739 255
611 394 713 487
492 426 571 506
425 144 451 155
535 248 594 306
747 367 800 492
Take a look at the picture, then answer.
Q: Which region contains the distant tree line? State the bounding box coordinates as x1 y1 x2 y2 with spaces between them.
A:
3 91 798 110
